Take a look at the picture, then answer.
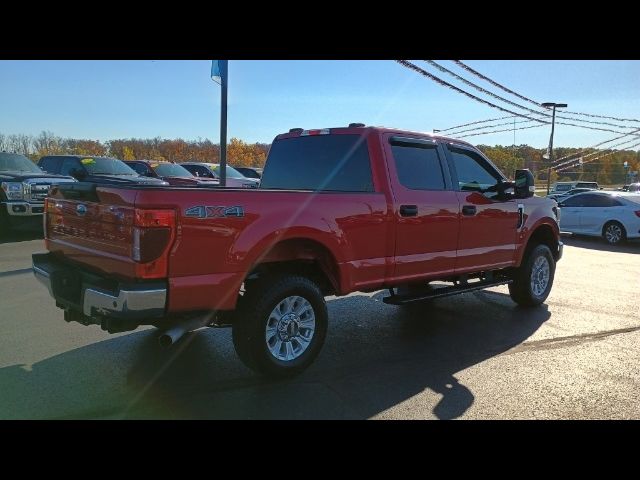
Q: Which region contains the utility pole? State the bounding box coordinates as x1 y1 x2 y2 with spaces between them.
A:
542 102 567 195
211 60 228 186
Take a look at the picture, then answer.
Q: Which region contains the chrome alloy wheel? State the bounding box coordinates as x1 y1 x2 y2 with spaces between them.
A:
530 256 550 297
605 223 623 244
265 296 316 362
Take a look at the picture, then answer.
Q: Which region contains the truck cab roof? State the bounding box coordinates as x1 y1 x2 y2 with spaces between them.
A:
275 125 476 149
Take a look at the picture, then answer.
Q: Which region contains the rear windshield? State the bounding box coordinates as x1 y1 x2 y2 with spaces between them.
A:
81 157 138 175
624 195 640 203
261 134 373 192
555 184 572 191
0 153 42 173
153 163 194 177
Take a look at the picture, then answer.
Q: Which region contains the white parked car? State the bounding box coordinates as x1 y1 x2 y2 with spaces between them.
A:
547 187 596 202
558 191 640 245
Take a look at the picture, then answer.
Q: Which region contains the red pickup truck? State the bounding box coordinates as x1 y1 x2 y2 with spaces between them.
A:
33 125 562 377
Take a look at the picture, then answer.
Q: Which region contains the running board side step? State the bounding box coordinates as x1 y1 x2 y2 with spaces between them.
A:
383 279 513 305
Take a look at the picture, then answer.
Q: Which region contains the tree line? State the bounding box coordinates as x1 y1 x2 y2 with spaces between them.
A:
476 144 640 186
1 131 639 185
0 131 269 168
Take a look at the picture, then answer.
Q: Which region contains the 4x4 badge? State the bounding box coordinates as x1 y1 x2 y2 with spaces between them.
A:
185 205 244 219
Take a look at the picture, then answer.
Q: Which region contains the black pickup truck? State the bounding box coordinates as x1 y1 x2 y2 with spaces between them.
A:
0 152 76 234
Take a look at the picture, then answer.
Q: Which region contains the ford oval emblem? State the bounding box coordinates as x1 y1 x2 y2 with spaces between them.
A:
76 204 87 216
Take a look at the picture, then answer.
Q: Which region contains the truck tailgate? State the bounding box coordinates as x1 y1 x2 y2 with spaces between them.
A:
45 185 141 279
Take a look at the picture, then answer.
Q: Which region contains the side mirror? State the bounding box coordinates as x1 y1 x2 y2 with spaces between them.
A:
70 167 87 180
514 169 535 199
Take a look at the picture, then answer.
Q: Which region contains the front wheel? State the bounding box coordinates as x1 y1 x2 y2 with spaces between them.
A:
232 274 328 377
509 244 556 307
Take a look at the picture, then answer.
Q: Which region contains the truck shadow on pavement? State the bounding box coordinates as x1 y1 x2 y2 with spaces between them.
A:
0 227 43 245
0 289 550 420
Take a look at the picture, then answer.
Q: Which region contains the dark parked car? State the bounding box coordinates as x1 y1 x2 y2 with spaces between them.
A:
38 155 169 186
1 152 76 233
124 160 220 187
234 166 262 179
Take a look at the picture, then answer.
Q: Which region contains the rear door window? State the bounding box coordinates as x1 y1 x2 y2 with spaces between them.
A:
184 164 214 178
390 140 446 190
130 162 150 176
261 134 374 192
580 194 609 207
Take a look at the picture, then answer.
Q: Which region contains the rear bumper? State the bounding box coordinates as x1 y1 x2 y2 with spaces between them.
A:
3 201 45 216
32 252 167 323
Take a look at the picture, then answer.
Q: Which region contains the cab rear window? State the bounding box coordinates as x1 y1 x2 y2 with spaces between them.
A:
260 134 374 192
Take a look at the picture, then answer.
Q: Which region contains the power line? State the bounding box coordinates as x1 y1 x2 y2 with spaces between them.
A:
440 115 524 132
555 114 640 130
425 61 550 118
555 121 640 137
395 60 549 124
403 60 640 141
448 119 536 136
560 136 640 165
555 141 640 173
453 60 640 124
432 61 638 131
458 124 546 138
561 110 640 124
452 60 542 107
553 127 640 165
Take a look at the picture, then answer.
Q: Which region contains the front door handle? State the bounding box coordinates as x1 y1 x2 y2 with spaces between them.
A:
462 205 477 216
400 205 418 217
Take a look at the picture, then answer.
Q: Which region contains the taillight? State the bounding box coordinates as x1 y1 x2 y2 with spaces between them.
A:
44 198 63 241
635 210 640 218
132 208 176 279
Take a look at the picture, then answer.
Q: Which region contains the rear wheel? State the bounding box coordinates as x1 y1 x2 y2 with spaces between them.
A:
603 221 626 245
232 274 328 377
509 244 555 307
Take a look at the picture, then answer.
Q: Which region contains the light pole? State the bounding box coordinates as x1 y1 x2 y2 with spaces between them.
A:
542 102 567 195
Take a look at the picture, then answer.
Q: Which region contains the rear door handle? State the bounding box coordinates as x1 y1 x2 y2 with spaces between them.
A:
462 205 477 216
399 205 418 217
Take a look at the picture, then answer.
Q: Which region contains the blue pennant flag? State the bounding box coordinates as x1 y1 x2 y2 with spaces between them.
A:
211 60 228 86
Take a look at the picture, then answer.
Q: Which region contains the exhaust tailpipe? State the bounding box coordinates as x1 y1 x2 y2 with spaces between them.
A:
158 325 188 347
157 314 212 347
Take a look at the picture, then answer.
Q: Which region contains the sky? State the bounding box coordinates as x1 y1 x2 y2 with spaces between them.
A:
1 60 639 149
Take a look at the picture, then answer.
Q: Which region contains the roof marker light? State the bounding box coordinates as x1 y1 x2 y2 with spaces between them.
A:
300 129 330 136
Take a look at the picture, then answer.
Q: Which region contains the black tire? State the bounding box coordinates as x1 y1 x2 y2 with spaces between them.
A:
602 221 626 246
508 244 555 307
232 274 328 378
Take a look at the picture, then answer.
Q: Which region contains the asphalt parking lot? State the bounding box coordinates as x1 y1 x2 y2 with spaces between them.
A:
1 228 639 419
